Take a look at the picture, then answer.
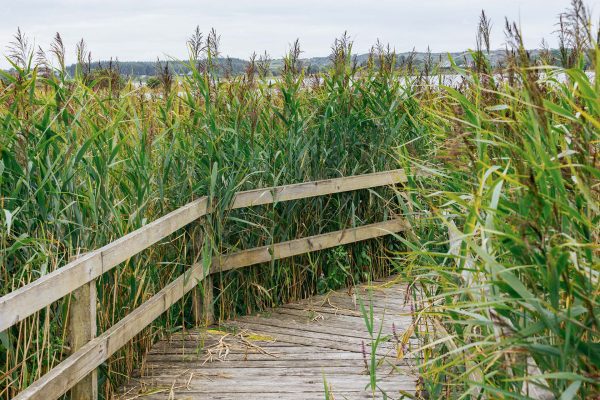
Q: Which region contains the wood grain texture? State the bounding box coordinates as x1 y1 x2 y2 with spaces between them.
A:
230 169 407 208
12 219 408 400
0 169 406 332
117 278 418 400
214 218 410 273
68 280 98 400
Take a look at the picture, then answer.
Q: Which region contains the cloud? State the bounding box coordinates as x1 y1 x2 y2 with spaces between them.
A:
0 0 593 68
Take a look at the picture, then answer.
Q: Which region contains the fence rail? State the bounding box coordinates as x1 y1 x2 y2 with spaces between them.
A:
1 169 408 400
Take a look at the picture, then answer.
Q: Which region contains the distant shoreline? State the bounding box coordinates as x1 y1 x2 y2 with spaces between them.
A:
2 48 572 78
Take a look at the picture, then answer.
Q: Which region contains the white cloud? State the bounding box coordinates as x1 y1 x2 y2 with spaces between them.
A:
1 0 596 68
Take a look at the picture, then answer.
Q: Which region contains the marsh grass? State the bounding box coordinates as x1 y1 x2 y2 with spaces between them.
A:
0 28 411 399
388 2 599 398
1 1 599 399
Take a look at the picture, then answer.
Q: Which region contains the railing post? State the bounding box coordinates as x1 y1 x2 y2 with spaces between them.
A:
193 274 214 326
68 253 98 400
202 274 214 325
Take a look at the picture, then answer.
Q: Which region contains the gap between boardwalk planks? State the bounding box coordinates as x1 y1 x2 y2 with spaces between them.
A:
12 218 410 400
119 279 417 400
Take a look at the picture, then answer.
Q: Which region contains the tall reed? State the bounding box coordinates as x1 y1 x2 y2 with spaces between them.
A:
0 30 410 398
1 1 598 398
392 1 599 398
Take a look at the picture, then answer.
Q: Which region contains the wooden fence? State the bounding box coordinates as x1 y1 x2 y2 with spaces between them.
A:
0 169 409 400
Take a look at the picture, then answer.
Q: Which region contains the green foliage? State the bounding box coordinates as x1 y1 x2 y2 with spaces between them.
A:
0 31 410 399
2 3 598 398
145 76 161 89
389 4 600 398
358 290 389 397
318 247 351 293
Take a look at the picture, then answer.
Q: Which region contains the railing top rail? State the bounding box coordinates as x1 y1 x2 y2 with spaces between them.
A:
0 169 406 332
14 218 411 400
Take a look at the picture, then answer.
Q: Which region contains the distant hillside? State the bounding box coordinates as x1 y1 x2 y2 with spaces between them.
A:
54 49 560 79
64 58 250 78
296 49 557 70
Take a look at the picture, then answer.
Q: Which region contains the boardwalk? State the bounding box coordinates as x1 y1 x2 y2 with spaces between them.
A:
118 278 418 400
1 171 410 400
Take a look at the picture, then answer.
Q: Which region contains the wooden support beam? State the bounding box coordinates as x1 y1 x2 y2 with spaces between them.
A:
68 283 98 400
201 275 215 326
68 253 98 400
214 218 410 273
191 287 202 327
12 218 409 400
192 270 214 326
0 169 406 332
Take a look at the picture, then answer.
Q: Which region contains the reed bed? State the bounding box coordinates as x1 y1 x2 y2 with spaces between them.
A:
1 1 599 399
393 3 600 399
0 29 412 399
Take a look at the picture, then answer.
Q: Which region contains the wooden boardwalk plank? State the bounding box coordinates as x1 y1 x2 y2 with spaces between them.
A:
117 279 418 400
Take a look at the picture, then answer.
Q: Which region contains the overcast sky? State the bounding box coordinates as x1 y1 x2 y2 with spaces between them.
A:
1 0 598 68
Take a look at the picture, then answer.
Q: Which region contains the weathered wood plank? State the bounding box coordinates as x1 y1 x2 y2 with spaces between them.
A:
281 301 411 318
68 276 97 400
118 375 416 389
133 365 413 378
118 378 414 395
235 315 385 341
236 314 406 340
118 388 412 400
0 197 209 332
148 345 356 356
117 392 407 400
231 169 406 208
143 356 400 371
214 218 410 273
13 219 408 400
1 169 406 332
295 294 411 312
220 321 396 357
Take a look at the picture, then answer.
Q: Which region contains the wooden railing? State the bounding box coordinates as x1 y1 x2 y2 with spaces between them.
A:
0 169 409 400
